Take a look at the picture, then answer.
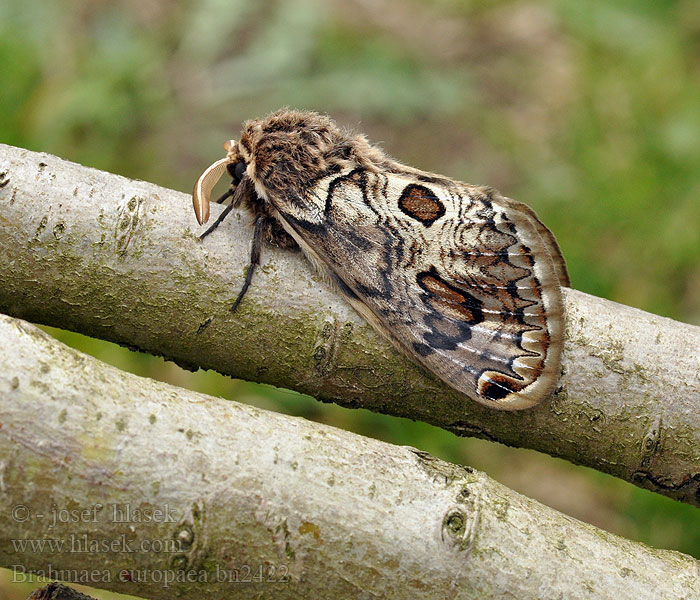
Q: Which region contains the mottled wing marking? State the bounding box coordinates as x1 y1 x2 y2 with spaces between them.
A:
272 168 566 409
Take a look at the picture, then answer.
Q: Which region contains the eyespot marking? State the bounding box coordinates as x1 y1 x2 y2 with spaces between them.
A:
478 372 525 401
398 184 445 226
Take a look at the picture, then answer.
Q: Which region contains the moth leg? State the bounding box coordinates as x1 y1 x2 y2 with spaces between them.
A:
231 215 266 312
199 191 236 240
265 218 298 250
215 188 235 204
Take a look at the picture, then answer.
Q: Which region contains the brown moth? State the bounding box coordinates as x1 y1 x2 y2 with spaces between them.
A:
193 110 569 410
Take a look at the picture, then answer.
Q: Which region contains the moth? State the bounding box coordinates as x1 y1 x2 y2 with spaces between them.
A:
192 110 569 410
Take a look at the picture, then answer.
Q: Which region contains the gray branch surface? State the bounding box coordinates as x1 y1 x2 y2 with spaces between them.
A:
0 143 699 507
1 314 699 599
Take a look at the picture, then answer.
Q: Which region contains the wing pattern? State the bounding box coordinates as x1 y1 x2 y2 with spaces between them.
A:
274 167 567 409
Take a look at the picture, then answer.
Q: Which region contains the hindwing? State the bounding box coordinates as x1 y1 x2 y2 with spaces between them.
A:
269 168 568 410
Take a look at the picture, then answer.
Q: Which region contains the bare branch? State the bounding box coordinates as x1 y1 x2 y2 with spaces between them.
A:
1 314 698 599
0 143 698 506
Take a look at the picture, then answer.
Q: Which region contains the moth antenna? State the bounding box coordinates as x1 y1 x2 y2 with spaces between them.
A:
192 157 233 225
193 139 239 225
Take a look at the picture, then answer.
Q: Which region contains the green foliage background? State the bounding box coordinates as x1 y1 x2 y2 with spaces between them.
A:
2 0 699 596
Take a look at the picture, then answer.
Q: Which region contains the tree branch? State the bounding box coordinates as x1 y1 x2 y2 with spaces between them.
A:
0 143 698 507
1 314 698 599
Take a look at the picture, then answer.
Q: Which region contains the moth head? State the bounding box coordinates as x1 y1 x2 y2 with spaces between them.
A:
192 139 249 225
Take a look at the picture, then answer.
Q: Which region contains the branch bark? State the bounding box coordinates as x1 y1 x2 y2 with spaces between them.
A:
1 314 698 599
0 143 699 507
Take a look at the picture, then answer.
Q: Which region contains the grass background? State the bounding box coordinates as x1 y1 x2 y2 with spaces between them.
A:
2 0 699 597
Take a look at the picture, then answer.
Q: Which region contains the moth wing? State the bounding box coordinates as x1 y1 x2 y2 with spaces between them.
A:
502 197 570 288
274 169 567 409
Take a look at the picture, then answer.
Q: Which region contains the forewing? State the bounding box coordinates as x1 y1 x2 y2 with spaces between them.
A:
273 168 567 409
